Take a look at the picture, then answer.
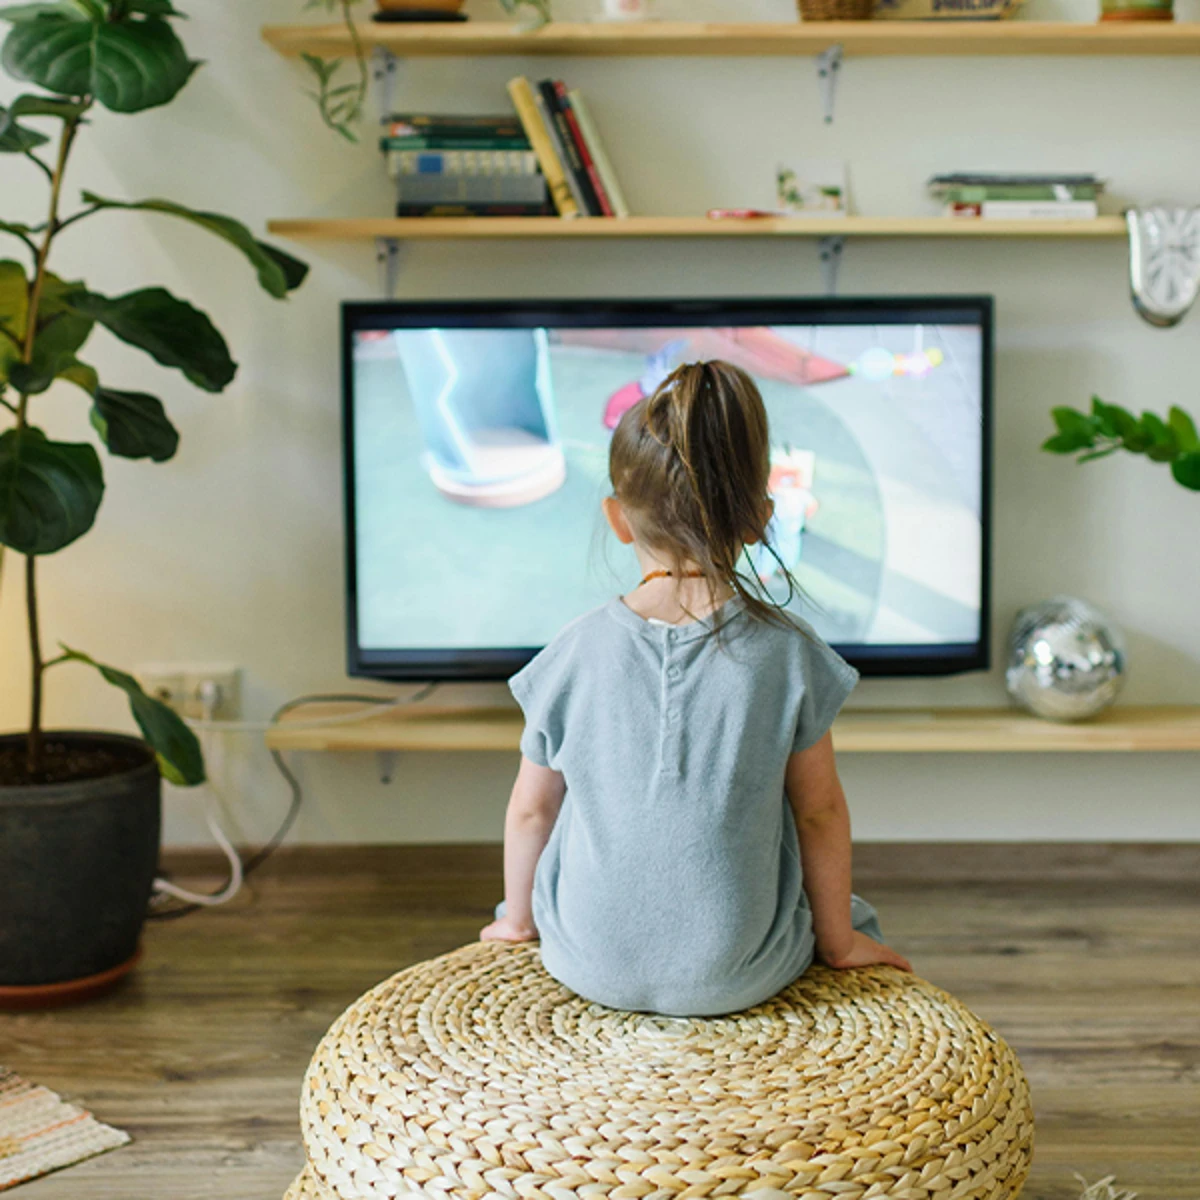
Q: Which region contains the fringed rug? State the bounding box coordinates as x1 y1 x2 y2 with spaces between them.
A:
0 1068 129 1191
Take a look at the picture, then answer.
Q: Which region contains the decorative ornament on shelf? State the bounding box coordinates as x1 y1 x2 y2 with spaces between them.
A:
1042 398 1200 492
501 0 553 30
1127 208 1200 327
1006 598 1127 723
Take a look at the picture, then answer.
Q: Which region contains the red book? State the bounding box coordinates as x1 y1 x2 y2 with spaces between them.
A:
553 81 614 218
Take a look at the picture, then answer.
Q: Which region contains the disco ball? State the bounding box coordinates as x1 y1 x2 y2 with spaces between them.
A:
1005 596 1127 722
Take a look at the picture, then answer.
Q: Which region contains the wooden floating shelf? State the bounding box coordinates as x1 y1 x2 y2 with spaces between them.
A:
265 704 1200 755
267 216 1127 241
262 21 1200 60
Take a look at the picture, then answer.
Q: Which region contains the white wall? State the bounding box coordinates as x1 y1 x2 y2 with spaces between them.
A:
2 0 1198 845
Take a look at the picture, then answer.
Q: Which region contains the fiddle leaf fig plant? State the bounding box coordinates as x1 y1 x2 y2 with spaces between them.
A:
0 1 309 783
1043 398 1200 491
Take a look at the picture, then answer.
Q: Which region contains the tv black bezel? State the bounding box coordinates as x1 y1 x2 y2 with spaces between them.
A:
342 295 994 682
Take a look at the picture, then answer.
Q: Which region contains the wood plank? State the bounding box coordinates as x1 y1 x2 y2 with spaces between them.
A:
265 215 1128 241
264 702 1200 754
261 21 1200 59
11 844 1200 1199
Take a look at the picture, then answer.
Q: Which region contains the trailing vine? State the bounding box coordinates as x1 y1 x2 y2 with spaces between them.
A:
301 0 371 142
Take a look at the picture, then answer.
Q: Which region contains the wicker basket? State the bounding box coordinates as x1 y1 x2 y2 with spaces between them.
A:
798 0 874 19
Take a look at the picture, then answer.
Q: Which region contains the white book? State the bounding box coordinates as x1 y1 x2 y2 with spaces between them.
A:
568 88 631 219
980 200 1099 220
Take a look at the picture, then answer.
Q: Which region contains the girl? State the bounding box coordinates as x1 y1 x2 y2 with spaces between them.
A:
480 359 910 1016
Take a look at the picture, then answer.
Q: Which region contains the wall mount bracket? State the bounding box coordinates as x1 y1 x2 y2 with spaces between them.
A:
819 235 845 295
816 44 844 124
377 237 404 296
372 46 400 118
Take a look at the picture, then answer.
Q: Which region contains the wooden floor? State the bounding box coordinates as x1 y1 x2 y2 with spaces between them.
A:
7 844 1199 1200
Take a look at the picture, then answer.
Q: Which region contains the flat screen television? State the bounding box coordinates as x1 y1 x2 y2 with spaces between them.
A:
343 296 992 681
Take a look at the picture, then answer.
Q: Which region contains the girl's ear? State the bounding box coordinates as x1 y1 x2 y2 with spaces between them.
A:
744 498 775 547
602 496 636 545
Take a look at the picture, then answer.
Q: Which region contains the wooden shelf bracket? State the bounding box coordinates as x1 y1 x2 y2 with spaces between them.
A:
816 43 843 124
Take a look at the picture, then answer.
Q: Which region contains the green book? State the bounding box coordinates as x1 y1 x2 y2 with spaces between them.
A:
380 135 531 152
937 183 1099 203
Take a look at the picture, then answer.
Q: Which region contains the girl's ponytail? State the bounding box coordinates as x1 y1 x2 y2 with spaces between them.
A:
610 359 798 628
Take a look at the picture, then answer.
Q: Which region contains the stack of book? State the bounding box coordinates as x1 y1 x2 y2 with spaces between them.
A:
929 174 1104 220
506 76 630 220
383 114 550 217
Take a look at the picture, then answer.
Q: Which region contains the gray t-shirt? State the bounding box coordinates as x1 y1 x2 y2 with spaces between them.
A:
509 594 860 1017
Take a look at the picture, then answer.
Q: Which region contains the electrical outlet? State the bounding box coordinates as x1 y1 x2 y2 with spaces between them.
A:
136 664 241 721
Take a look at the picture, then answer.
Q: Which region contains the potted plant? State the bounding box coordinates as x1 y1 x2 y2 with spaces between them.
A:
1043 398 1200 489
0 1 307 1008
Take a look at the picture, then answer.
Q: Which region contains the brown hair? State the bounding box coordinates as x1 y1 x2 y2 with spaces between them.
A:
608 359 798 627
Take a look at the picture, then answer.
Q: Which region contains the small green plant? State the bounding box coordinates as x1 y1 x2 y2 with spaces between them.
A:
500 0 553 29
1042 398 1200 491
300 0 370 142
0 2 308 782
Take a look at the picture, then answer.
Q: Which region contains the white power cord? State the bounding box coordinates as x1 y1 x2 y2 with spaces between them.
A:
149 683 438 918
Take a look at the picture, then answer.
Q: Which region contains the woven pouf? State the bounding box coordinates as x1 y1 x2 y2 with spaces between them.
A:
286 942 1033 1200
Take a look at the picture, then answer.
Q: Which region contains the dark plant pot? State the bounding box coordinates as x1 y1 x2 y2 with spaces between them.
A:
0 732 160 1008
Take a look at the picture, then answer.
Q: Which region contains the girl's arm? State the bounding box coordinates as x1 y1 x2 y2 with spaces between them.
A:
786 732 911 972
480 755 566 944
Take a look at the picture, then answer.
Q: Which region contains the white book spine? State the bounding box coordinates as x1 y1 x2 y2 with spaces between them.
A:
567 89 631 219
980 200 1099 220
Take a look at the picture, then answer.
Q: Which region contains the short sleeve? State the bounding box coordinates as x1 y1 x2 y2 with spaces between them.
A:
791 629 860 754
509 646 567 768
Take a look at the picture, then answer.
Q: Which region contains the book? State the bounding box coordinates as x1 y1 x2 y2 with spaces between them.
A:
979 199 1099 220
937 183 1099 203
531 84 590 217
567 88 630 218
506 76 580 220
929 173 1103 189
396 203 553 217
555 82 614 218
394 175 549 205
381 134 531 152
539 80 602 217
384 114 527 140
387 150 541 179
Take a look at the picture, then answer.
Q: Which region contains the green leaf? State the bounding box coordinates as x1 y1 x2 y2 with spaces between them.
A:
0 104 48 152
1171 452 1200 491
123 0 185 15
79 193 310 298
58 356 97 394
1 14 199 113
1051 406 1097 440
70 288 236 392
1167 405 1200 453
258 242 309 292
59 646 205 786
1042 432 1089 455
90 386 179 461
1140 411 1174 446
8 92 88 121
14 271 95 393
0 4 89 21
0 425 104 554
0 259 28 382
1076 446 1119 463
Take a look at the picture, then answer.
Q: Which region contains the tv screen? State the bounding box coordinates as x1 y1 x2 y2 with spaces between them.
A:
343 297 992 681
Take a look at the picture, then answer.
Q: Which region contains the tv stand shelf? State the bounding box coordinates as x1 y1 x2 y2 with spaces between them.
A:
265 704 1200 755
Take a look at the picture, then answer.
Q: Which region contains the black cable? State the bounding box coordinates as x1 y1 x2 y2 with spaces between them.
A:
147 685 438 922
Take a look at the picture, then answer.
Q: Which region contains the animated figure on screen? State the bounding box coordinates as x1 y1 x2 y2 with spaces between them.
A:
598 327 849 430
394 327 566 508
750 448 819 581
